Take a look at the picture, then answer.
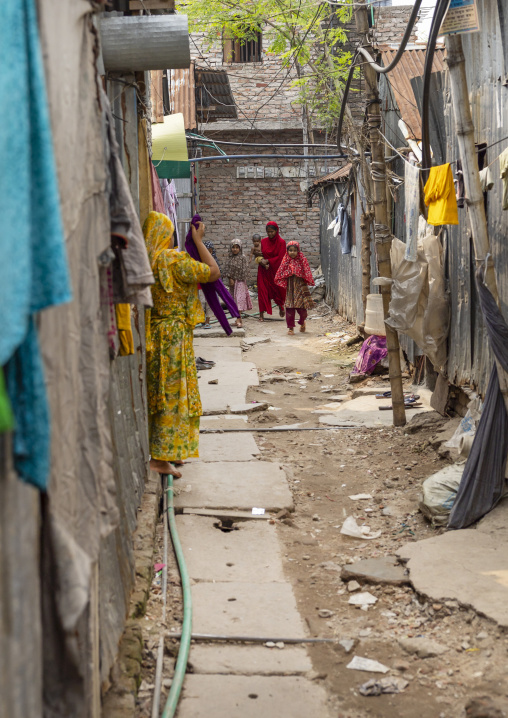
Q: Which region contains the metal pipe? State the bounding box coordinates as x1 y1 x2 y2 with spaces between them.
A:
200 426 359 433
165 632 339 645
194 140 341 148
191 154 348 162
151 476 168 718
161 476 193 718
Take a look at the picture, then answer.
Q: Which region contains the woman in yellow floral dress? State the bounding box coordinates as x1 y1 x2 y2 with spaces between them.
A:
144 212 220 477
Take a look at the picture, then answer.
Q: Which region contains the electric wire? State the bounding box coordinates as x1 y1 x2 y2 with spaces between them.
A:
421 0 451 177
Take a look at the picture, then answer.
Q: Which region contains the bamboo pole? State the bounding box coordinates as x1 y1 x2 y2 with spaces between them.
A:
355 0 406 426
445 34 508 413
360 211 373 321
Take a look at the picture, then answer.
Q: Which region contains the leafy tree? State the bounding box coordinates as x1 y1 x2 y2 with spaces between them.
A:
179 0 355 135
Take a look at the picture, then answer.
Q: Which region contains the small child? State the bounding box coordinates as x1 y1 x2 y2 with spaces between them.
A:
224 239 253 327
249 233 264 264
274 241 315 335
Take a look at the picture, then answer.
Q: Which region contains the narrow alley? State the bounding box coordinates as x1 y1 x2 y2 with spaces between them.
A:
127 309 508 718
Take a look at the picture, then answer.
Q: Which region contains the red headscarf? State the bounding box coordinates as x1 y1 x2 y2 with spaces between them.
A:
261 221 287 264
275 241 315 287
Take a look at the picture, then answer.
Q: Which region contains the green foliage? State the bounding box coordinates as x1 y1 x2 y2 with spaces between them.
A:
178 0 354 131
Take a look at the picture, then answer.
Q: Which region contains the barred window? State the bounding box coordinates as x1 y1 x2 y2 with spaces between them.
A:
223 30 262 63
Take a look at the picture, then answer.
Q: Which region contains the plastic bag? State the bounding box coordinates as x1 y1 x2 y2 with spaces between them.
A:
386 234 449 369
444 398 482 452
418 464 464 526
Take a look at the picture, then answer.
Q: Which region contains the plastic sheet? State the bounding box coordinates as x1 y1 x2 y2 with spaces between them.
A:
386 234 449 369
448 264 508 529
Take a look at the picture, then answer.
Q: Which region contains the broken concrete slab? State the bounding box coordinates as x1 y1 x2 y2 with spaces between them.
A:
194 327 245 338
191 581 307 637
194 337 242 349
340 556 409 587
191 432 259 462
398 636 449 658
198 361 259 414
319 393 432 428
175 515 286 582
174 461 294 512
241 336 271 346
200 415 248 432
182 508 270 521
398 511 508 626
188 644 312 675
177 675 330 718
404 411 447 434
230 402 268 414
194 346 243 363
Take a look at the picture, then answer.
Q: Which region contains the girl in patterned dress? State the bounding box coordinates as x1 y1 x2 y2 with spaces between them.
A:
274 241 315 335
143 212 220 477
224 239 253 328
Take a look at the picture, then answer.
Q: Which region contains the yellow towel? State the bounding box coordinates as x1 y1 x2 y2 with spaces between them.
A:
115 304 134 356
424 163 459 226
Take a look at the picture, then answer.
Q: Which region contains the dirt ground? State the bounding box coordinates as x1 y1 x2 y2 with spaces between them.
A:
135 304 508 718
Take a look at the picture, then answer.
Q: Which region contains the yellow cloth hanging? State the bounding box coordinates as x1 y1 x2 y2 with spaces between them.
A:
115 304 134 356
424 163 459 226
138 117 153 227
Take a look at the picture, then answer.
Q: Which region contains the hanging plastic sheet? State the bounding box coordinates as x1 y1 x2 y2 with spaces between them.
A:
386 233 449 369
448 264 508 529
404 161 420 262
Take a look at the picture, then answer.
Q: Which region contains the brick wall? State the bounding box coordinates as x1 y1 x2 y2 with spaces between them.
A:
191 33 301 123
372 6 418 46
196 130 324 281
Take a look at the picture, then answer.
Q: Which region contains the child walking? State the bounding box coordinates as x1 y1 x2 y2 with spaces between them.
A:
274 241 315 335
224 239 252 327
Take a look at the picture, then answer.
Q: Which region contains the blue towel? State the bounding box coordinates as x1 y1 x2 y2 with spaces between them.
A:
1 0 72 490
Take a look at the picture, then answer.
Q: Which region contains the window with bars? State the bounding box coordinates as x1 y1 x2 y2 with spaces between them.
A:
223 30 262 63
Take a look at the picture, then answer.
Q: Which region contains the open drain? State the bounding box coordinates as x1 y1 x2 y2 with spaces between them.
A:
213 519 239 533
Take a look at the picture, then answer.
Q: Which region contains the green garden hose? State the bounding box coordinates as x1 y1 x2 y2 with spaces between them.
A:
161 475 193 718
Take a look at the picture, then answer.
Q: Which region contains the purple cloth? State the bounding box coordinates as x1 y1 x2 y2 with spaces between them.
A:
351 335 387 375
185 214 240 335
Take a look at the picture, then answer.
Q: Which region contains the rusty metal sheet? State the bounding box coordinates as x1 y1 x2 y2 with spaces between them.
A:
169 62 196 130
313 162 352 187
379 46 446 140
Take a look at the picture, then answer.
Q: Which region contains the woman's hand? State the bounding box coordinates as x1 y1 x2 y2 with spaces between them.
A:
261 258 269 268
192 222 206 243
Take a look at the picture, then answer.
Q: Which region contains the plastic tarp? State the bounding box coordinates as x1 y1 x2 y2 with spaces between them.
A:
448 264 508 529
386 234 449 369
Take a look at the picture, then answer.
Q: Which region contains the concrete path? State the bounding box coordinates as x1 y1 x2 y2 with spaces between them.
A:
174 333 331 718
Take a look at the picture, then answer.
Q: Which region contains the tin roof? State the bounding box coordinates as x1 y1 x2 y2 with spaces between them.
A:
194 67 238 122
313 162 352 187
169 64 237 129
379 46 446 139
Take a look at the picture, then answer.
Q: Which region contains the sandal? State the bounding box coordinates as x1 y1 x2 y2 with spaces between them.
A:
288 329 294 335
196 357 215 366
299 322 306 333
196 360 213 370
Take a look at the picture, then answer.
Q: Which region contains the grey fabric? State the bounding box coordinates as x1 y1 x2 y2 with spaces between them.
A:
103 90 154 305
448 264 508 529
337 203 351 255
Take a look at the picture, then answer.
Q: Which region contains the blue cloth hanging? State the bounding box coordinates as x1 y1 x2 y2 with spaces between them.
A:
0 0 72 490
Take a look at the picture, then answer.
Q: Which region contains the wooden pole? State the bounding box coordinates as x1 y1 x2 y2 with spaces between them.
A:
445 34 508 413
355 0 406 426
360 211 373 321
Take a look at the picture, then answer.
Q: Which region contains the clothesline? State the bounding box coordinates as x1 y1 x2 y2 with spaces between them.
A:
378 130 508 174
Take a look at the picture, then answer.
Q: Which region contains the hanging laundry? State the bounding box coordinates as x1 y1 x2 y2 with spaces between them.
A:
103 90 154 306
404 161 420 261
115 304 135 356
0 0 72 490
150 160 166 214
0 368 14 434
337 204 351 255
424 163 459 226
185 215 240 335
161 179 180 248
499 147 508 210
479 166 494 192
454 159 465 208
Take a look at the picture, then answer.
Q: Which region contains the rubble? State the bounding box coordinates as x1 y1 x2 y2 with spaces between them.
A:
340 556 409 586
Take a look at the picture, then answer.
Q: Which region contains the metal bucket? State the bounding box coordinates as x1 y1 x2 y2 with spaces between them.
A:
100 15 190 72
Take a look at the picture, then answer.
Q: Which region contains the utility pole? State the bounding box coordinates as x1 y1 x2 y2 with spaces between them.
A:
446 34 508 415
354 0 406 426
